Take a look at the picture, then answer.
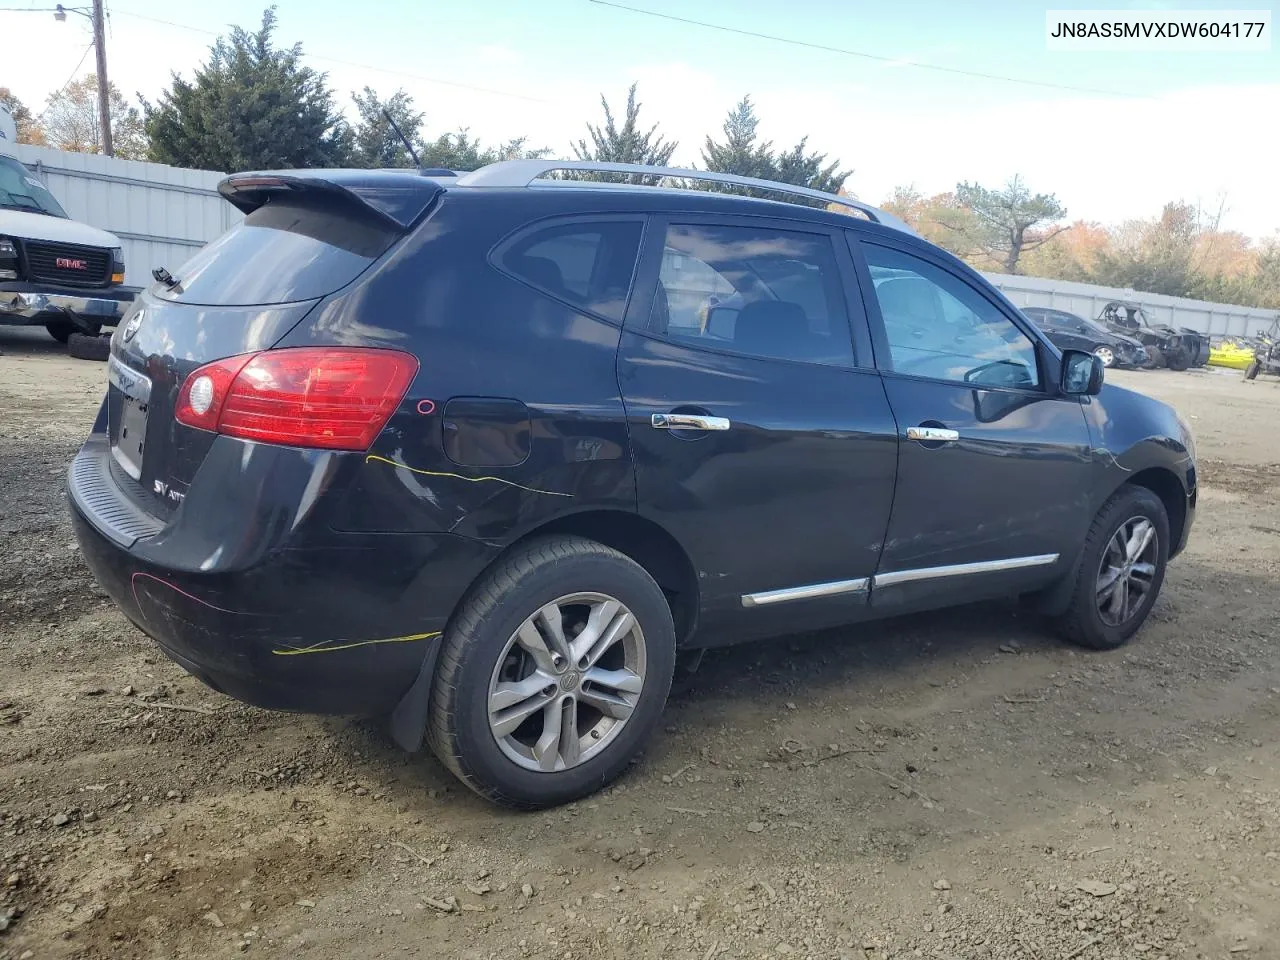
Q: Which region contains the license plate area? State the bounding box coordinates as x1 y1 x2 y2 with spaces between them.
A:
107 356 152 481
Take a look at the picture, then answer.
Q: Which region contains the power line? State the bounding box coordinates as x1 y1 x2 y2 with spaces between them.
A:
36 41 95 119
587 0 1144 99
107 8 550 104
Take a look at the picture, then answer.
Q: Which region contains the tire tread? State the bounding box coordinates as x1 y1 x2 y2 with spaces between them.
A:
427 535 668 809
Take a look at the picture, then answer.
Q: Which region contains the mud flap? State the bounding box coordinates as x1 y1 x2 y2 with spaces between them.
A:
1028 544 1085 617
388 633 443 752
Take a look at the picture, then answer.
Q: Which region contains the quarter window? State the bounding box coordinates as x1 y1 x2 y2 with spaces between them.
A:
651 223 854 366
500 220 643 323
862 244 1040 388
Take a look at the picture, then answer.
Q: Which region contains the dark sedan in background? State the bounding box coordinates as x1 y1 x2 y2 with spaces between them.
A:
1022 307 1149 369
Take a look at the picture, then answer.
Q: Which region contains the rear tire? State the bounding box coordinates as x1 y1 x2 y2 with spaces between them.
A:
1053 485 1169 651
45 321 75 343
427 536 676 809
1244 360 1260 381
67 332 111 361
1092 345 1115 368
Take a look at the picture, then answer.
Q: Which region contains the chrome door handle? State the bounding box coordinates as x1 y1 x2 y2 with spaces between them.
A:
906 426 959 442
652 413 731 431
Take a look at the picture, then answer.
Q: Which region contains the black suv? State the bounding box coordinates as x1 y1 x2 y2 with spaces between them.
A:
69 161 1197 808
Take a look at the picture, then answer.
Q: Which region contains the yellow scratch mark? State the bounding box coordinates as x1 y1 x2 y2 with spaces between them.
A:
271 631 440 657
364 454 573 498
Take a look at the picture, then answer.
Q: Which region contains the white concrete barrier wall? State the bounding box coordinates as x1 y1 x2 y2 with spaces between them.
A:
985 271 1278 339
13 144 240 289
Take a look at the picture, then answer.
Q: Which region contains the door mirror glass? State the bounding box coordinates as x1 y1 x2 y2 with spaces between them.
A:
964 358 1036 388
1061 349 1104 395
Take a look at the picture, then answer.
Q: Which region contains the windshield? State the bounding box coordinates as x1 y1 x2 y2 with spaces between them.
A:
0 157 69 218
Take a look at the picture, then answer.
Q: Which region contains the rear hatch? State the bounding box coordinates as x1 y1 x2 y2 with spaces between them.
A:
105 171 442 518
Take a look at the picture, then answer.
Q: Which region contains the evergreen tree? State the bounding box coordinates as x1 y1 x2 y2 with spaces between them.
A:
700 96 850 203
572 84 676 184
143 8 351 171
349 87 422 169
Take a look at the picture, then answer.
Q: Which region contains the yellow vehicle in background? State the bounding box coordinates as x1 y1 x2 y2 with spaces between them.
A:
1209 339 1258 370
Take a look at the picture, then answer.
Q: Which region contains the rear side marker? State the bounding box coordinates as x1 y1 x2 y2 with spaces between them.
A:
363 453 573 498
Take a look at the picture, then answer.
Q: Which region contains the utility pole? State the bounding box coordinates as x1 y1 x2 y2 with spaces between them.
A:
91 0 112 157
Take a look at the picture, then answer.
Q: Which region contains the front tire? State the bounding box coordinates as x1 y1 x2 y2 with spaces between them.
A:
1054 486 1169 650
1092 345 1115 368
1245 360 1261 380
1142 345 1164 369
427 536 676 809
1166 346 1192 371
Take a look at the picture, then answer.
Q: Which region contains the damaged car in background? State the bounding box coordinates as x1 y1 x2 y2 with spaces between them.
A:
1099 300 1209 371
1021 306 1148 369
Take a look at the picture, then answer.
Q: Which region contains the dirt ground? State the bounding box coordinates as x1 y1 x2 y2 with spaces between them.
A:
2 325 1278 960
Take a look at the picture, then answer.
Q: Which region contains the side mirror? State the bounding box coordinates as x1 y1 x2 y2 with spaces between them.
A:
704 305 738 337
1061 349 1104 396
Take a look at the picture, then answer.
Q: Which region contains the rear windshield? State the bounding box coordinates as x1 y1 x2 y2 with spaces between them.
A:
163 201 396 306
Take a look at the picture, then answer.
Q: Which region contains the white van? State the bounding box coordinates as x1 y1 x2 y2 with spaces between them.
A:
0 105 132 346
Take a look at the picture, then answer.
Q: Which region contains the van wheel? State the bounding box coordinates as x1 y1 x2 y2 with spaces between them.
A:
67 332 111 361
45 321 77 343
427 536 676 809
1053 486 1169 650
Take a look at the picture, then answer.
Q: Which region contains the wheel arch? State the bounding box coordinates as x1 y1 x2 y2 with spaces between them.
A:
1031 466 1188 618
506 510 701 648
1125 466 1188 555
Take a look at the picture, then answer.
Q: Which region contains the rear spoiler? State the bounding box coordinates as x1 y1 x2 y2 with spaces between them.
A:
218 170 444 230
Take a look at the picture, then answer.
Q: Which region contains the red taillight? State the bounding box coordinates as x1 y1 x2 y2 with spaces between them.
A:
175 348 418 451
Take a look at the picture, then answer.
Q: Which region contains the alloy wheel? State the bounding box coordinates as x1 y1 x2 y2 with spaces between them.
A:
1096 517 1158 626
1094 346 1115 367
487 593 647 772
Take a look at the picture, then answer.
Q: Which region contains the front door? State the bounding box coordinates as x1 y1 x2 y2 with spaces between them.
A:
849 235 1095 611
618 214 899 642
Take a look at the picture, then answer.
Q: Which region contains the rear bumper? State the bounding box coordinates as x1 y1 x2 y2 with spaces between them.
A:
0 282 136 327
68 436 498 715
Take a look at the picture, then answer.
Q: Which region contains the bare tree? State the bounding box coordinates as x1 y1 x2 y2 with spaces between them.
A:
43 74 148 159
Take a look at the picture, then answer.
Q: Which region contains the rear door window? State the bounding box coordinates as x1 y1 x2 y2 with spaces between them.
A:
165 201 396 306
498 220 644 323
649 222 855 366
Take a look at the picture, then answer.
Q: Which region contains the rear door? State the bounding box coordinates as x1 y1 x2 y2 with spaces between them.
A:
618 213 898 642
848 234 1094 610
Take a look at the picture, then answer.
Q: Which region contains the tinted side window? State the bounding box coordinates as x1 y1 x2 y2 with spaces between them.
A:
862 243 1040 389
500 221 643 323
650 223 854 366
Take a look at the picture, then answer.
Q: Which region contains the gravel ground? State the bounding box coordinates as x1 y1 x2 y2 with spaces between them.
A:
1 325 1278 960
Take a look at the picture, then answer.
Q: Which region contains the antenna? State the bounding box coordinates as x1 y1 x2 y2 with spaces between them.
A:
382 108 422 169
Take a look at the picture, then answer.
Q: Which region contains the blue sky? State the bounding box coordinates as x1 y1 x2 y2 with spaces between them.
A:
3 0 1277 235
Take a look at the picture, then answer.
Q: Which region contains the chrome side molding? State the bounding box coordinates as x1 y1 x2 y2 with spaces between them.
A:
873 554 1059 588
741 578 869 608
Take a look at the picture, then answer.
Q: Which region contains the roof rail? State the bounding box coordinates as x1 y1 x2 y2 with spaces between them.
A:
455 160 919 237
